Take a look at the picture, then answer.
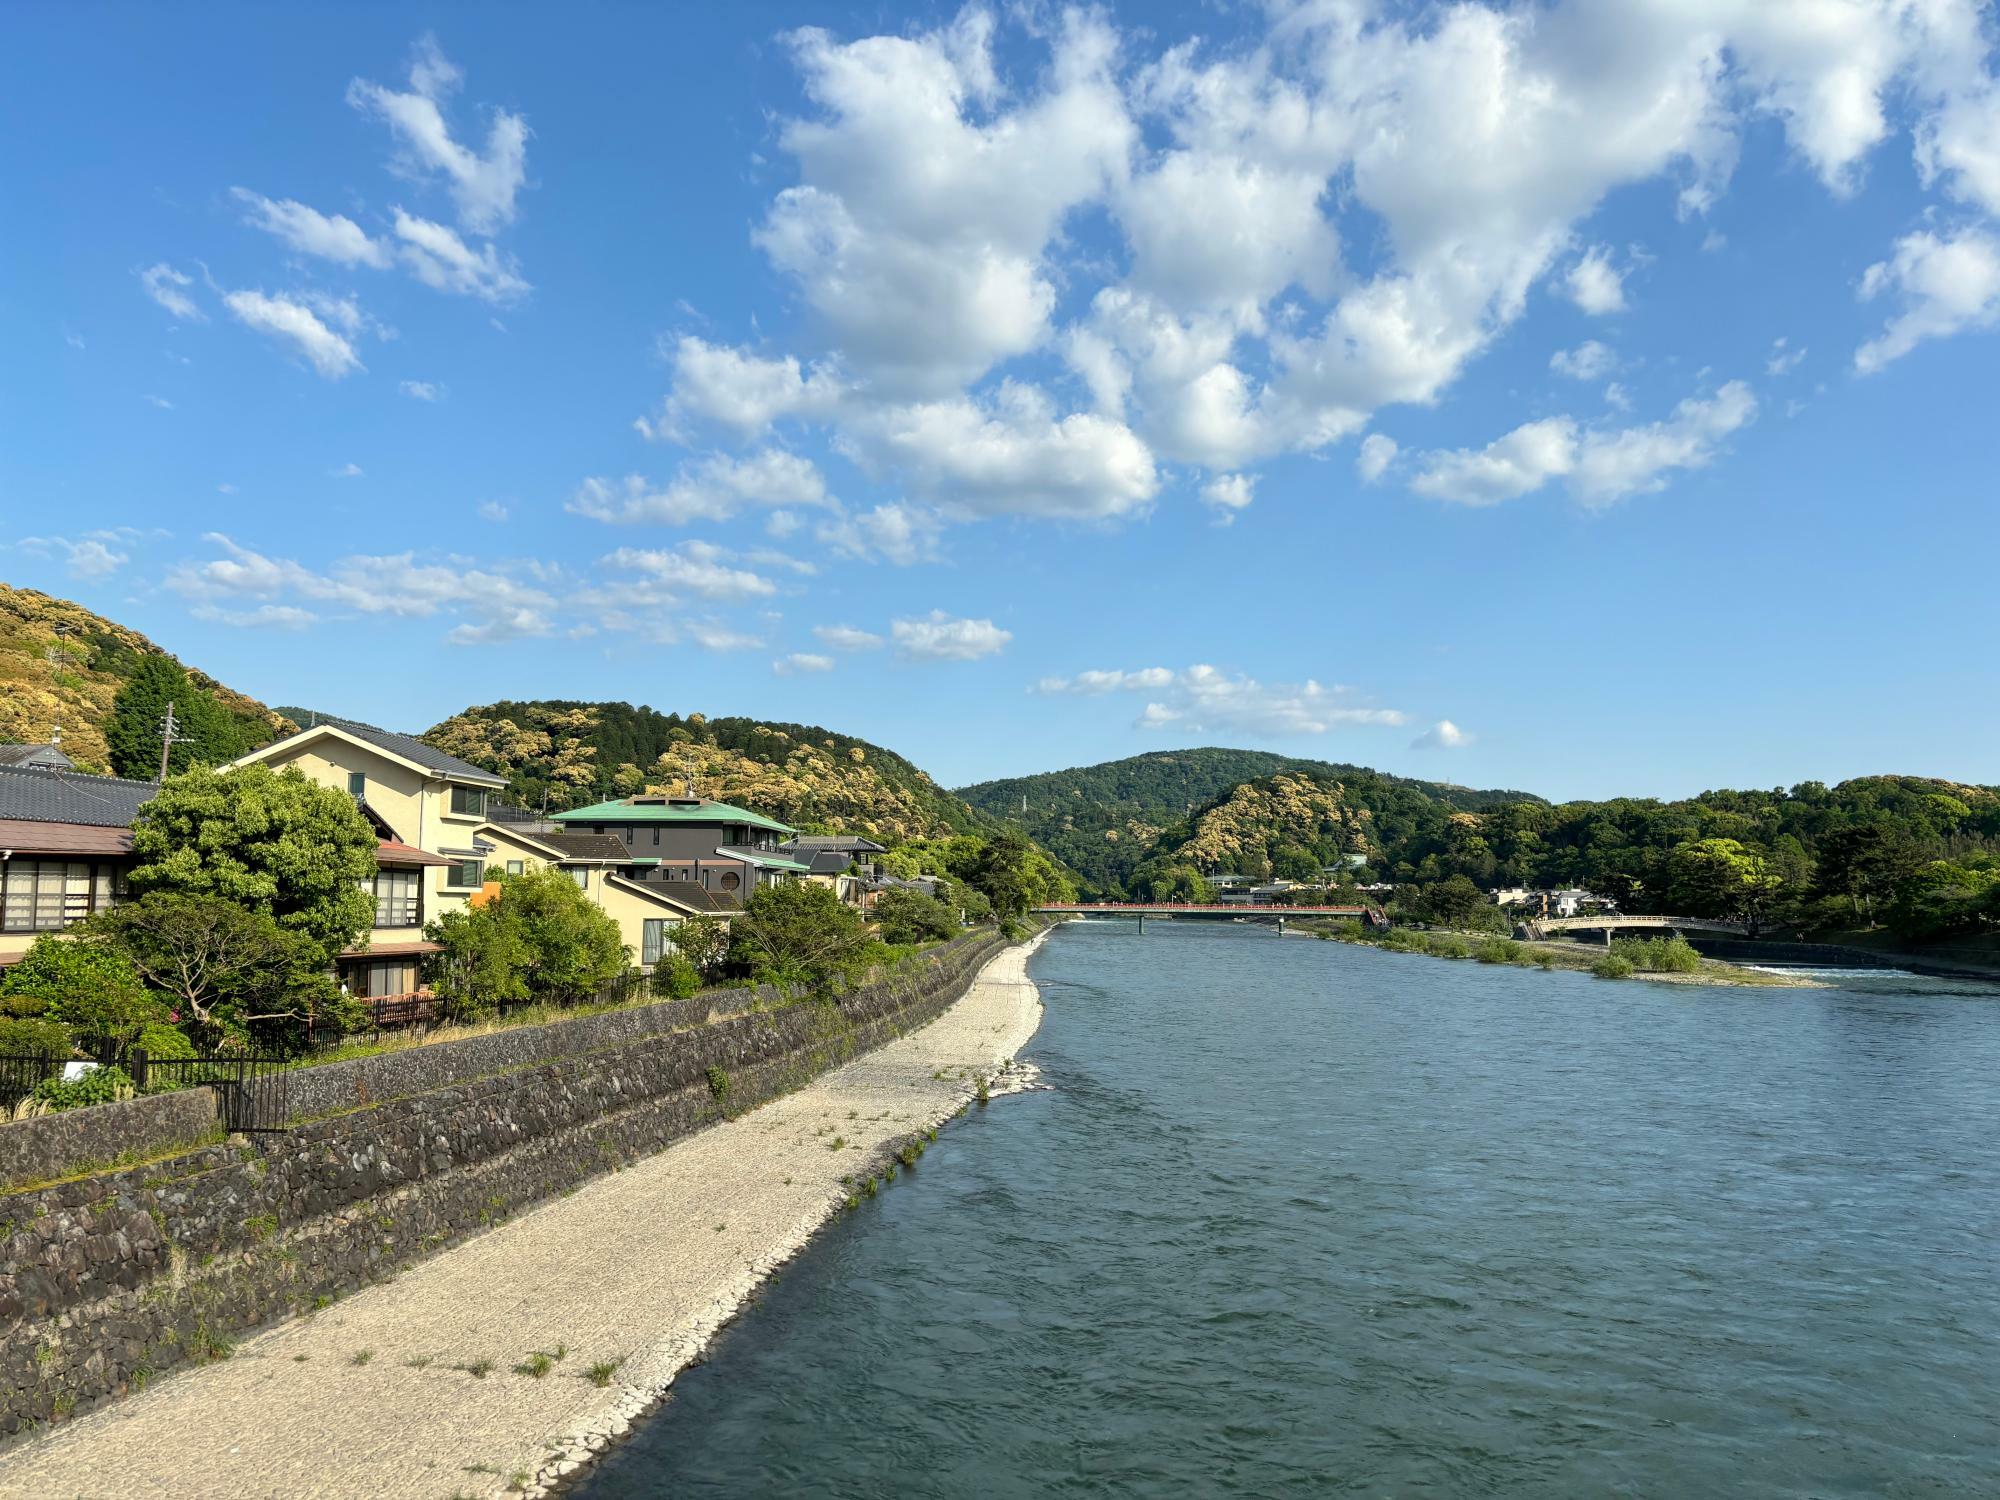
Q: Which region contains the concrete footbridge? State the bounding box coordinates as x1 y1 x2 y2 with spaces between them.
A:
1523 913 1757 940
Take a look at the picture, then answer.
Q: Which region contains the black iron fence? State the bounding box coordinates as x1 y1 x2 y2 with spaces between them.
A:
0 1050 291 1132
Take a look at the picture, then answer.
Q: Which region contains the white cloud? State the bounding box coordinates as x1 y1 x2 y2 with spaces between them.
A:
1200 474 1255 515
568 451 834 526
224 290 363 378
390 210 529 302
1550 340 1616 380
477 500 509 523
841 382 1157 521
1042 662 1404 737
143 394 174 410
1411 719 1471 750
1563 247 1627 315
1411 417 1580 506
332 462 364 478
1411 382 1755 507
139 264 203 322
601 543 778 602
772 652 835 676
192 603 319 631
755 10 1132 396
168 533 555 643
232 189 391 267
815 502 943 565
1765 338 1807 376
348 36 528 235
1855 227 2000 373
813 623 885 651
891 610 1011 661
643 338 845 442
17 533 132 580
399 379 445 401
1356 433 1398 484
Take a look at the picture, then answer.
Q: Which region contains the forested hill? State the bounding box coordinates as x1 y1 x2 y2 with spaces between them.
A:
0 584 290 776
957 748 1540 890
424 700 1001 842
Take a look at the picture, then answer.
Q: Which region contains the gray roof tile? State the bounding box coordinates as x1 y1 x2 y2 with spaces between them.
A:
0 764 155 828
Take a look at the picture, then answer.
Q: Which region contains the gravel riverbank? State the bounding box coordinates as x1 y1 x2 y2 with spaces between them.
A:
0 934 1047 1500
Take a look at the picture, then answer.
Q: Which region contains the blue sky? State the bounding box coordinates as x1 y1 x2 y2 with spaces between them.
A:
4 1 1998 801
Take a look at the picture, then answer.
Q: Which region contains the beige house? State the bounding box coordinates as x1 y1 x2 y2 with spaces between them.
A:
228 719 509 1001
476 824 735 967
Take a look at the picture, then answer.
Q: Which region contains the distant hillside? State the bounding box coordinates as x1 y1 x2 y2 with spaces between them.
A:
424 700 1002 843
958 748 1540 890
0 583 291 774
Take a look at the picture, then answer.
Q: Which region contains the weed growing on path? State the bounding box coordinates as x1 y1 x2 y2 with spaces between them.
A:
587 1358 625 1388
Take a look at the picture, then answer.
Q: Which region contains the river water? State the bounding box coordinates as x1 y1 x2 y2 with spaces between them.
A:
576 922 2000 1498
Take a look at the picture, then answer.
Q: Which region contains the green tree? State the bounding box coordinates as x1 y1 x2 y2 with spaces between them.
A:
1417 874 1491 928
729 880 870 990
871 888 959 945
1666 838 1782 922
0 933 165 1048
91 892 351 1052
1814 821 1926 921
497 868 629 1002
106 655 244 780
670 913 732 980
425 903 533 1021
128 764 377 969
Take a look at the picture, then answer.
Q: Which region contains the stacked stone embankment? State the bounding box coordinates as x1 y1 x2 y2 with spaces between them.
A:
0 930 1007 1440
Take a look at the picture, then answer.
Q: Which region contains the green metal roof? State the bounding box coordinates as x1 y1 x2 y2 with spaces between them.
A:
723 850 814 872
552 797 795 836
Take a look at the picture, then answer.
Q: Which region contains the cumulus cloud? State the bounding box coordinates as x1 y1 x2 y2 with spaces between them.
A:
815 502 943 565
1411 382 1756 506
391 209 529 302
168 533 555 643
224 291 364 378
1765 337 1807 376
139 264 203 322
813 623 885 651
1411 719 1471 750
568 451 834 527
232 189 391 267
400 379 444 401
1550 340 1617 380
477 500 509 523
1855 227 2000 373
347 35 528 235
1200 474 1255 515
891 610 1011 661
643 337 845 442
772 652 835 676
1036 663 1404 737
1563 247 1628 315
16 532 133 580
601 542 778 602
1356 433 1399 483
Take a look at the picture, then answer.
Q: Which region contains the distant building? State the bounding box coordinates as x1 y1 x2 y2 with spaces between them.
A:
0 743 76 771
1207 873 1252 890
1491 887 1537 908
0 761 152 965
778 834 887 906
552 795 809 902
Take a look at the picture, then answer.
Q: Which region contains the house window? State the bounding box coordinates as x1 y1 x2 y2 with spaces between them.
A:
505 860 525 876
1 860 127 933
444 859 483 890
651 828 660 846
641 919 671 966
449 787 487 817
355 959 419 999
371 869 421 927
719 871 741 892
722 826 745 846
348 771 367 799
570 868 589 889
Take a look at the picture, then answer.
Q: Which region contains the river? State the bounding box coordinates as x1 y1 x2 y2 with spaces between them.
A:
574 920 2000 1497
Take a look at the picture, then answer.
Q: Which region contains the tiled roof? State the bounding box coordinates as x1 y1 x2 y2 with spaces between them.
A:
0 744 74 769
375 840 453 868
0 764 155 828
780 834 887 853
0 818 132 856
289 718 508 787
552 796 793 836
531 832 631 863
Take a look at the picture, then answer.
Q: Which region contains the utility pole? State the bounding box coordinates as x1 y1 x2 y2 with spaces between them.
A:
156 701 185 783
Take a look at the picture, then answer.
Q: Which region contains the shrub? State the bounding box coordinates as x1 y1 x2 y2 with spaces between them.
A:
871 888 959 946
1426 935 1472 959
1591 955 1635 979
1609 936 1702 974
1330 919 1367 940
135 1022 197 1061
730 881 872 992
652 952 701 1001
25 1065 135 1113
0 935 164 1048
0 1015 75 1058
1476 939 1525 964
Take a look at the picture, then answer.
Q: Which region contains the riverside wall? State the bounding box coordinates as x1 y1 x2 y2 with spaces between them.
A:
0 931 1007 1441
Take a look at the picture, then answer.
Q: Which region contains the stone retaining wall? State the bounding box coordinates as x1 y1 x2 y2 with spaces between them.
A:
0 1090 222 1194
0 930 1007 1441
